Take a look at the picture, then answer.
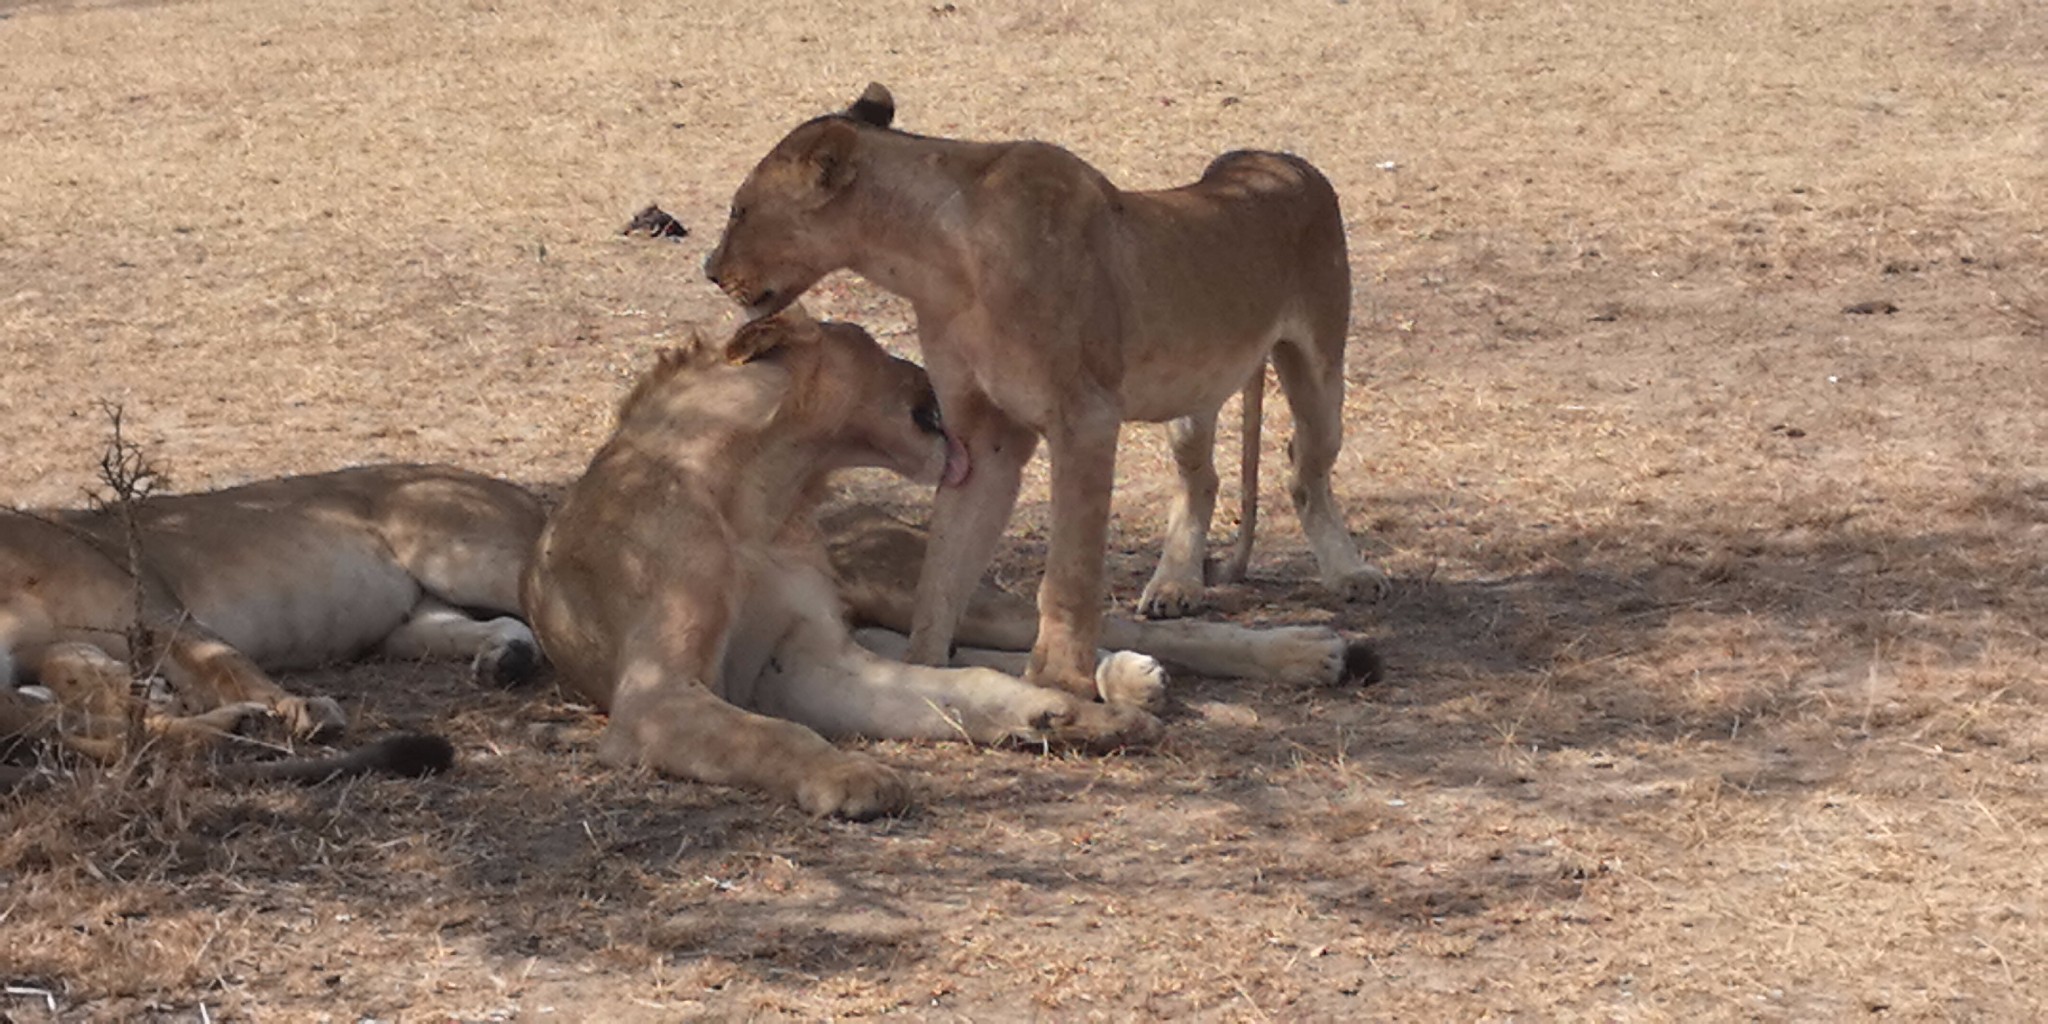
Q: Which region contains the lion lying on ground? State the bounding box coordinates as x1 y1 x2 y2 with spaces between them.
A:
705 83 1387 707
0 464 541 788
524 311 1380 818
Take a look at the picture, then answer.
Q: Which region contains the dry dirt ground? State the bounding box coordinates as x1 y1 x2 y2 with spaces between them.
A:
4 0 2047 1019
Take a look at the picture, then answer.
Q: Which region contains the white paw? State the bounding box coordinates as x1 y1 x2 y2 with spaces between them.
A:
472 638 543 688
1095 650 1168 712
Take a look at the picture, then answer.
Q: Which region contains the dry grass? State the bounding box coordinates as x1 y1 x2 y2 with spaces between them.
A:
4 0 2048 1018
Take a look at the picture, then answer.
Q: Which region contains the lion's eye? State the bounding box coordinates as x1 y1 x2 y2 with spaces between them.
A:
911 401 943 435
729 205 746 224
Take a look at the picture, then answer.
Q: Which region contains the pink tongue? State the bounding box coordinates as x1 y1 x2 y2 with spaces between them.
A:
942 432 972 488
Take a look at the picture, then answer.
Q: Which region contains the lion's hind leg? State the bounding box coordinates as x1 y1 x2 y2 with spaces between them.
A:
1271 335 1388 602
1138 409 1222 620
379 598 542 687
1099 615 1381 688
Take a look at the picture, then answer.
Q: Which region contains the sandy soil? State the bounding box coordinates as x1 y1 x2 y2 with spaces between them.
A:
3 0 2046 1019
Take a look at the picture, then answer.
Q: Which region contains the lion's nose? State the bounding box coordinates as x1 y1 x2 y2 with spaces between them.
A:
702 253 722 285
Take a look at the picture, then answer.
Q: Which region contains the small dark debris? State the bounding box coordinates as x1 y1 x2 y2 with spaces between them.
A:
1588 306 1620 322
929 2 959 13
1220 96 1241 107
621 204 688 239
1768 424 1807 438
1843 299 1898 315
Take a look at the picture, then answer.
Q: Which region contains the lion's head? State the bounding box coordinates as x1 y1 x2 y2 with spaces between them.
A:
703 84 897 319
621 308 967 488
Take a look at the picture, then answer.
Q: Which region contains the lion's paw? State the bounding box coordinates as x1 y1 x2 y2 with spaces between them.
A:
473 637 543 689
1095 650 1168 712
276 696 348 742
1136 575 1207 620
215 700 276 732
1021 697 1162 753
1061 700 1163 752
1328 564 1392 603
1245 629 1385 688
1252 627 1350 687
794 755 909 821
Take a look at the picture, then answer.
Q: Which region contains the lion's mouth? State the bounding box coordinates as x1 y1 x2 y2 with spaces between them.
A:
742 287 790 321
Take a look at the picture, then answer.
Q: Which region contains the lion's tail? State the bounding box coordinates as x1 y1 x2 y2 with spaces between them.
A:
1216 364 1263 585
214 733 456 786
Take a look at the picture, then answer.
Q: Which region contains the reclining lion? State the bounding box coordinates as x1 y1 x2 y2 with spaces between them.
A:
524 312 1380 819
0 464 545 783
704 83 1386 705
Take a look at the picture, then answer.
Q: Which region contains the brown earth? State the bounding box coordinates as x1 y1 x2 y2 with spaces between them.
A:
3 0 2047 1019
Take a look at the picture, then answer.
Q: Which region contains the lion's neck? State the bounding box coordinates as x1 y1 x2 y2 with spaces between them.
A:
613 374 833 546
838 132 995 315
722 441 836 546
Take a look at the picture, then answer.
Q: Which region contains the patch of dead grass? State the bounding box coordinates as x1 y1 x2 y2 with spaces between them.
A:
5 0 2048 1018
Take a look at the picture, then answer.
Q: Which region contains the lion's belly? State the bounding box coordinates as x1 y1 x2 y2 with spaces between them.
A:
161 536 420 671
1117 319 1284 423
1119 347 1270 423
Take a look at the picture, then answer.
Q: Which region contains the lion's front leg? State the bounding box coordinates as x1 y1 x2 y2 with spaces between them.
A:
598 657 907 820
769 633 1160 751
907 376 1038 669
1029 393 1121 699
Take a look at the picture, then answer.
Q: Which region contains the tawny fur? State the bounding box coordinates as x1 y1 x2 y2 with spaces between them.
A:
0 464 545 755
0 648 453 793
522 312 1165 820
705 83 1387 701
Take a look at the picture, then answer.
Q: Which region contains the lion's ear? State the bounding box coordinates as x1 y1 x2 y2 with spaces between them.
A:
803 119 861 194
723 304 819 364
845 82 895 128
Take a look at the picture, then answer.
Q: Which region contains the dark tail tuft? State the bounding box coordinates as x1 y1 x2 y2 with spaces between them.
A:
216 731 457 785
1341 640 1384 686
365 733 457 777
